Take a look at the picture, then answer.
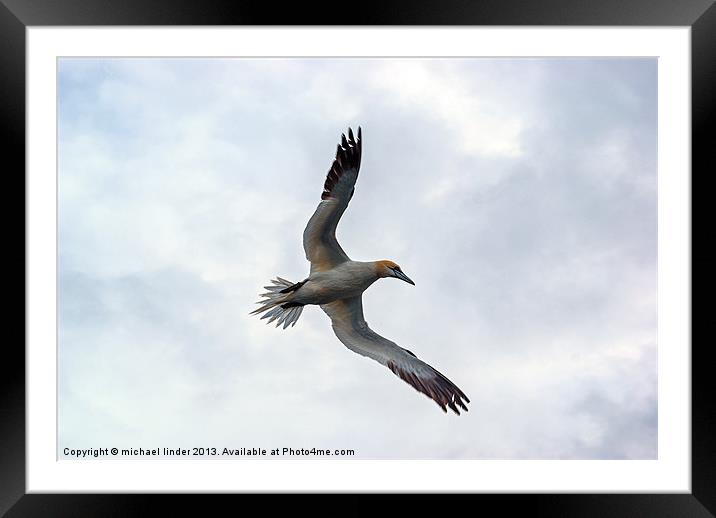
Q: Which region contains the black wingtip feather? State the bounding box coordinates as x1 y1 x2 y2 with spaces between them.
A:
320 127 363 201
387 358 469 416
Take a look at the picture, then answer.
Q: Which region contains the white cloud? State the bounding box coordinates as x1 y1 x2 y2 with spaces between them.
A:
58 57 657 459
369 59 526 157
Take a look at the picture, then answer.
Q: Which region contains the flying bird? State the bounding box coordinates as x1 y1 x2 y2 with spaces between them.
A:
251 127 469 415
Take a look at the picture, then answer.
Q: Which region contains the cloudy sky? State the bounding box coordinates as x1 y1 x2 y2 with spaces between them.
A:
58 58 657 459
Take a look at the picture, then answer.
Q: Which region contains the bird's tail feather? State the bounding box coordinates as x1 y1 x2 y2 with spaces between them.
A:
250 277 304 329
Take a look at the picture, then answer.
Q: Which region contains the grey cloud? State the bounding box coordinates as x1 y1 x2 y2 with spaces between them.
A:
58 57 657 459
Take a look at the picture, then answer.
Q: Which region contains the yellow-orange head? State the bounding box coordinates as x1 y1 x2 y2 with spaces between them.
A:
374 260 415 285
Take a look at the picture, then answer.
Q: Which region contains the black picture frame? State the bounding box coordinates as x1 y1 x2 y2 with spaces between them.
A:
4 0 711 515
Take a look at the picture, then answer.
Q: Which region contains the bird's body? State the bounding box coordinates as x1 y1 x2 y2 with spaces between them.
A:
289 261 380 306
251 127 470 415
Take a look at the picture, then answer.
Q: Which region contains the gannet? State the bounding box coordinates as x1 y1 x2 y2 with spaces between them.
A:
251 128 469 415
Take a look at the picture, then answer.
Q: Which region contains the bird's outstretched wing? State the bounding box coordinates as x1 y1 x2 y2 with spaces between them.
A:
321 296 470 415
303 127 362 273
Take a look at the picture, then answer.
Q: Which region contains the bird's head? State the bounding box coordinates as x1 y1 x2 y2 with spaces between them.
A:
375 260 415 285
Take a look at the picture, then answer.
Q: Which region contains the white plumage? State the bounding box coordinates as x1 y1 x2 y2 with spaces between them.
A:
251 127 469 414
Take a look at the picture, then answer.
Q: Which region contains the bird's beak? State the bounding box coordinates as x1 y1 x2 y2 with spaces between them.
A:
394 269 415 285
